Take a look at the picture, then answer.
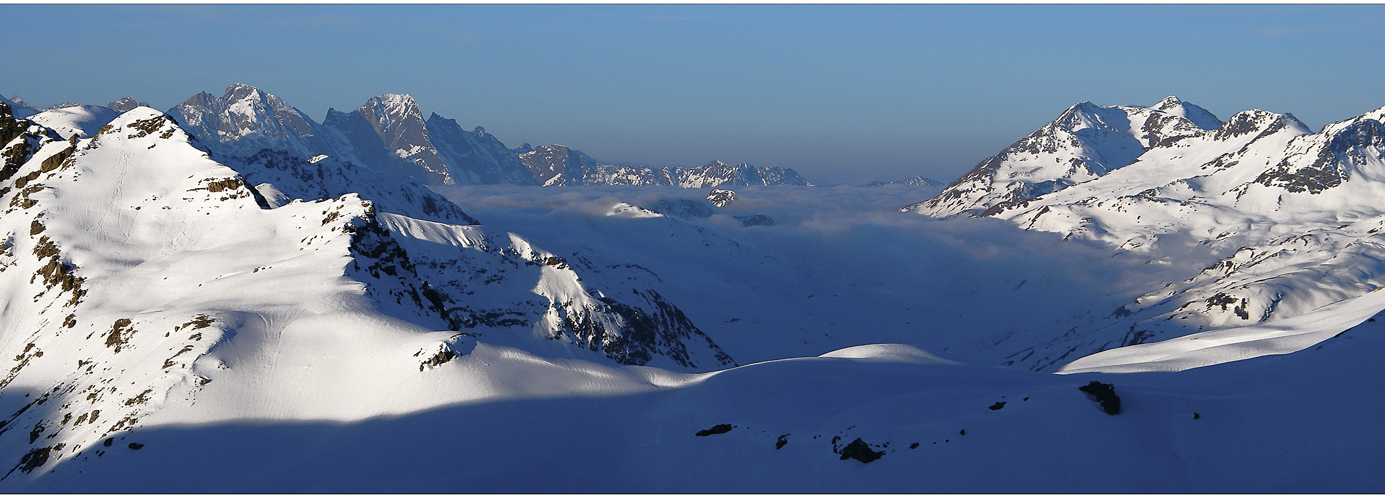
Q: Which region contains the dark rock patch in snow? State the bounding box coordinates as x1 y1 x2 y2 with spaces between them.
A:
695 424 734 437
836 438 885 463
1079 381 1122 415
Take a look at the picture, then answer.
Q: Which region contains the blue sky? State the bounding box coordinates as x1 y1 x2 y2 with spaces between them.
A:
3 4 1383 184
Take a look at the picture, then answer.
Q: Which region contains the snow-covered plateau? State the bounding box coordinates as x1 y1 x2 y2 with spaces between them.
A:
1 95 1385 492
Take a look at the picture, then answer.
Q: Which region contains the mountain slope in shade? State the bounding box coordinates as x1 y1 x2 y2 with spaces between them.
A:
907 96 1222 218
11 319 1385 492
319 95 452 185
426 115 537 185
348 94 452 185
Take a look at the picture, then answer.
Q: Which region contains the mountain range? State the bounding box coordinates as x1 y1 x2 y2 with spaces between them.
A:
4 89 1385 492
161 84 811 188
10 85 813 189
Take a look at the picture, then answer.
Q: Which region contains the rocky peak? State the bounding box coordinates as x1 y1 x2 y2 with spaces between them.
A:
8 95 35 109
1 95 40 119
107 96 147 113
345 94 451 184
1214 110 1309 142
707 188 738 208
168 84 325 160
1150 96 1221 131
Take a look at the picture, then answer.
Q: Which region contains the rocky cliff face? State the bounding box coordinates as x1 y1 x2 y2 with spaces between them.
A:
426 115 537 185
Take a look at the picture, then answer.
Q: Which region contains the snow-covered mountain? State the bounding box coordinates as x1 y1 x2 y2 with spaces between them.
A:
672 160 812 188
0 102 743 485
165 84 814 188
170 83 331 160
27 105 120 140
0 95 142 139
170 85 453 184
902 99 1385 371
907 96 1223 218
321 94 453 185
10 89 1385 492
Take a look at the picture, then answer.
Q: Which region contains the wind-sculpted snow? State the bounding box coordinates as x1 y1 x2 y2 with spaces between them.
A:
1059 287 1385 374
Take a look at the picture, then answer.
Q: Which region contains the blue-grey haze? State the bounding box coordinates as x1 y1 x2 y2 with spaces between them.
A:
2 4 1382 184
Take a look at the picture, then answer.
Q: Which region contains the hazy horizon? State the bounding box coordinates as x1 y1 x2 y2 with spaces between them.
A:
3 3 1383 185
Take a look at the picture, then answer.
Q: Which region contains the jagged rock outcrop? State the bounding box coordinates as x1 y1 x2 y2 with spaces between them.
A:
321 94 452 185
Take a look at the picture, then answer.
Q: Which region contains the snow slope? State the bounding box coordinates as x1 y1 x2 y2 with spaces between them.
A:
0 105 736 485
27 105 119 140
13 318 1385 492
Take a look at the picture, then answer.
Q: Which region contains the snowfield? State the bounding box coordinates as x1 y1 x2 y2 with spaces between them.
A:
2 96 1385 492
